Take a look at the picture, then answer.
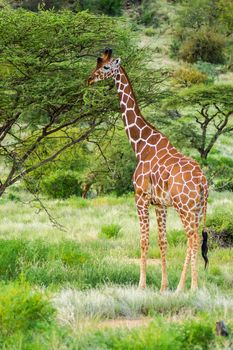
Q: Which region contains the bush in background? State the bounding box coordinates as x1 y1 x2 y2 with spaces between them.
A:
179 28 225 64
205 155 233 191
136 0 160 27
144 27 156 36
214 179 233 192
170 38 182 58
41 170 82 199
9 0 124 15
207 209 233 247
80 0 124 16
194 61 219 83
173 66 208 86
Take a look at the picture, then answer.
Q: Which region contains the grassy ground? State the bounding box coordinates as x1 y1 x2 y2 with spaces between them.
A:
0 190 233 349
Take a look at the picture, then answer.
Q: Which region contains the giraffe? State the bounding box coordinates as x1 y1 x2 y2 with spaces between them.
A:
88 48 208 292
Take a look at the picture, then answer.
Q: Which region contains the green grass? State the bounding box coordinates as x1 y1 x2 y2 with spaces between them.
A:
77 316 218 350
0 190 233 348
99 224 122 239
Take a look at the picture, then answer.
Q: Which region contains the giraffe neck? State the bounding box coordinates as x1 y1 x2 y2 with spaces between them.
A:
114 67 161 157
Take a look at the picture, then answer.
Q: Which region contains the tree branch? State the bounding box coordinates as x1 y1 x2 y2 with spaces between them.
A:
7 123 101 188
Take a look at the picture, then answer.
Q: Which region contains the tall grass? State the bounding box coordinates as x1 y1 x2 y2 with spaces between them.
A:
53 286 233 326
0 191 232 348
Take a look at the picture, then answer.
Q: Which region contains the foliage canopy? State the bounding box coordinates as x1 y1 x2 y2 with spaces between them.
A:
0 8 162 197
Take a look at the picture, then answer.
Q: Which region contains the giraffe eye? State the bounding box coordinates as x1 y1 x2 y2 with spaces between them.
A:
103 65 110 70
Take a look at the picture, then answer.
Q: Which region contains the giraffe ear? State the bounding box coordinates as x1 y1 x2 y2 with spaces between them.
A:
113 58 121 67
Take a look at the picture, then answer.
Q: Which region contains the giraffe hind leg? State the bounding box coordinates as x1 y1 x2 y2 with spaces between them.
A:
176 235 192 292
176 211 199 292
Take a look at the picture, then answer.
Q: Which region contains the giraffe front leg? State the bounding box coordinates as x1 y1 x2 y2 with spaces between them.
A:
137 200 150 289
155 206 169 292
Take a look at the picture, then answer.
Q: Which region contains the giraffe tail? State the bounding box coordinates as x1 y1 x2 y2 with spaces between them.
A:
201 230 208 269
201 181 208 269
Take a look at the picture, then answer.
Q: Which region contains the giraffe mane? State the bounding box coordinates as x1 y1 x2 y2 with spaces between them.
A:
120 66 159 133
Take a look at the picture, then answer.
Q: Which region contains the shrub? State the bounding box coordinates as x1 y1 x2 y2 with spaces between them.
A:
179 29 225 64
59 241 90 267
0 282 54 336
207 209 233 247
136 1 160 27
7 193 21 202
139 9 159 27
80 0 123 16
170 38 182 58
173 66 208 86
144 27 156 36
41 170 82 199
16 0 124 15
180 318 214 349
194 61 219 82
99 224 122 239
214 179 233 192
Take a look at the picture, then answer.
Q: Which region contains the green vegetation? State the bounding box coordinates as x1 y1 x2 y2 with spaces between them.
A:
0 0 232 348
165 84 233 160
207 207 233 247
0 0 232 197
172 66 209 87
0 281 55 349
178 29 226 64
78 317 216 350
0 282 54 335
171 0 233 64
99 224 122 239
41 171 82 199
0 6 161 198
0 192 232 348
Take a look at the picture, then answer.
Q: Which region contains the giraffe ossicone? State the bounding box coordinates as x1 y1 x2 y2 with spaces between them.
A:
88 48 208 292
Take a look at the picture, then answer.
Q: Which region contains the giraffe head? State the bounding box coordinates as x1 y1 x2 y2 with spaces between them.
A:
88 48 121 85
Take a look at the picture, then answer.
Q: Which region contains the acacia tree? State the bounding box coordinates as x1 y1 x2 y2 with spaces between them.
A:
0 8 163 197
165 84 233 160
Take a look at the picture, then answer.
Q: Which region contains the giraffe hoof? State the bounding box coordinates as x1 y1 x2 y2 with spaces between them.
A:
138 282 146 289
191 285 198 292
175 286 184 294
